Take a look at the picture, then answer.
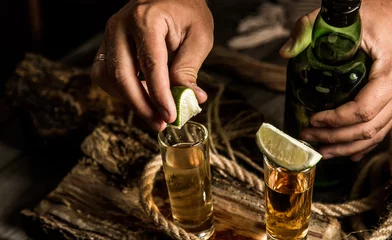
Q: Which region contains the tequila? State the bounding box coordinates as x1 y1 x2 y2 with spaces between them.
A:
158 121 214 239
163 144 214 235
264 156 315 240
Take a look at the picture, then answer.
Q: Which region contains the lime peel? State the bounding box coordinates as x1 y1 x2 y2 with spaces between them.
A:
169 86 202 129
256 123 322 171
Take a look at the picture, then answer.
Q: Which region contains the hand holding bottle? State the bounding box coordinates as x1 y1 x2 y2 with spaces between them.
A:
90 0 213 131
280 0 392 161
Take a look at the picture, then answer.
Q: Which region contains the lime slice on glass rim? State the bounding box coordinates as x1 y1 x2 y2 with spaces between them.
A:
255 123 322 171
169 86 202 129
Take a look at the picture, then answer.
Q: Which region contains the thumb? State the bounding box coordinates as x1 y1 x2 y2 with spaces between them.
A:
280 9 319 59
169 29 213 104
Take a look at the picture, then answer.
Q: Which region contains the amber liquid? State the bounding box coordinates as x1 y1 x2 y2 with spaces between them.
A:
265 167 314 240
163 143 214 239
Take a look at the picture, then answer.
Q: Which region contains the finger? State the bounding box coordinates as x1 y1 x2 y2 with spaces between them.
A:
279 9 319 58
318 118 392 159
169 26 212 104
133 23 176 124
105 17 166 131
91 61 120 98
310 72 392 128
301 101 392 144
91 44 121 98
350 145 377 162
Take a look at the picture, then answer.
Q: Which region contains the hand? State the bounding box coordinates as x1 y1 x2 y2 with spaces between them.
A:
279 0 392 161
91 0 213 131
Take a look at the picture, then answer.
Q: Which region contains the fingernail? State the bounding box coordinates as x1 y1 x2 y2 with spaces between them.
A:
322 153 334 159
191 83 207 99
301 133 315 142
280 37 294 53
311 120 325 127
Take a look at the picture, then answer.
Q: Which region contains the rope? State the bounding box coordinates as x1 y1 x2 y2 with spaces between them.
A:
139 153 381 240
140 156 200 240
311 196 375 218
367 205 392 240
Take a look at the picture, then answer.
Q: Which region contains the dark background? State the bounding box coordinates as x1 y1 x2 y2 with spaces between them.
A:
1 0 282 87
2 0 127 82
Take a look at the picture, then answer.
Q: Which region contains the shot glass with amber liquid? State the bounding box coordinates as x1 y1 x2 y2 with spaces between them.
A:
158 121 214 239
264 155 316 240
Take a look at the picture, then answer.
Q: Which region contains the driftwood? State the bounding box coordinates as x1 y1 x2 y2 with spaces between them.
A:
21 116 341 240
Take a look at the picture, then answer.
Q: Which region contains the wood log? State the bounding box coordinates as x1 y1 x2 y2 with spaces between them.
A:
204 45 287 92
5 53 128 138
21 116 341 240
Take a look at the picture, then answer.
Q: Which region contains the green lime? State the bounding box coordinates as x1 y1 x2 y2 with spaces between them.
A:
255 123 322 171
169 86 202 129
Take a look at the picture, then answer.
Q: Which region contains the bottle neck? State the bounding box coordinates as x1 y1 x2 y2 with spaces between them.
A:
310 3 362 66
320 3 360 28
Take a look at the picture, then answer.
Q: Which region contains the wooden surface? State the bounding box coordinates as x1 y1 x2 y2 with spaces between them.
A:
20 116 341 240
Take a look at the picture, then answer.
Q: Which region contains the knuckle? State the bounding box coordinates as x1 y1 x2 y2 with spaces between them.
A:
371 130 385 144
140 55 157 74
296 14 312 29
131 4 146 22
361 126 378 140
131 4 163 28
356 107 376 122
173 66 198 81
328 116 342 128
105 16 119 33
325 134 337 144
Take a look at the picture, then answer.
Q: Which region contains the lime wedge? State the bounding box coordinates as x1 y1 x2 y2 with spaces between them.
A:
169 86 202 129
256 123 322 171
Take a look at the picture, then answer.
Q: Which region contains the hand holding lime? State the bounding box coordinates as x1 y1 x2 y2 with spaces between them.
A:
169 86 202 129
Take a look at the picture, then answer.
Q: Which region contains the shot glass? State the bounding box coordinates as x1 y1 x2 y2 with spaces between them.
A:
263 155 316 240
158 121 214 240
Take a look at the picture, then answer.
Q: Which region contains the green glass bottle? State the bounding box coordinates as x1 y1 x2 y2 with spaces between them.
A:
284 0 372 188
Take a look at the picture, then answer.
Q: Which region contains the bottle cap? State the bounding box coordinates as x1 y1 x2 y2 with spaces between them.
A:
322 0 361 14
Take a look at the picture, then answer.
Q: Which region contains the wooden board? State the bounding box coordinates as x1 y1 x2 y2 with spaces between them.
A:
21 116 341 240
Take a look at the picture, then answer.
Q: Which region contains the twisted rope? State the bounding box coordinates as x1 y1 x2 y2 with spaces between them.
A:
140 155 200 240
139 152 380 240
367 205 392 240
311 196 375 218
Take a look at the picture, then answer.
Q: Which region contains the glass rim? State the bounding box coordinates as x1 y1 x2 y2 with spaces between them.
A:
263 154 315 174
158 121 208 148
